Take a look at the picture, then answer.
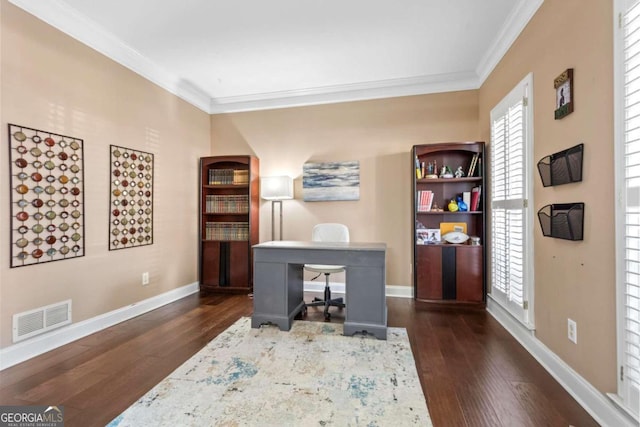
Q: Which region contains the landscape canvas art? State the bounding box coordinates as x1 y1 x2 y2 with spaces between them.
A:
303 160 360 201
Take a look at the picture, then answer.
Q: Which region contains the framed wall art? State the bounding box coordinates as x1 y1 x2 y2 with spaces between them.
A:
554 68 574 119
109 145 154 250
302 160 360 202
8 124 85 268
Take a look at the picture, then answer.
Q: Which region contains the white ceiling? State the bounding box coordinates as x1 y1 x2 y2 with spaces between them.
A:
9 0 542 113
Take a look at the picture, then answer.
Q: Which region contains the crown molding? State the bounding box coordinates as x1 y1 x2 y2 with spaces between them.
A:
209 71 480 113
9 0 540 114
475 0 544 83
8 0 211 112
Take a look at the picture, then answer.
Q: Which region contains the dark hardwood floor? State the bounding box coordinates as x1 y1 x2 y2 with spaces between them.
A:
0 293 597 426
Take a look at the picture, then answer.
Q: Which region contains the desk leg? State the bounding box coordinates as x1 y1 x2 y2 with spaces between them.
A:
251 261 304 331
343 265 387 340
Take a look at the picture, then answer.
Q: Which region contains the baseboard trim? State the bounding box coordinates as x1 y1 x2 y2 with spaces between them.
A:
385 285 414 298
487 296 637 427
303 282 413 299
0 282 200 371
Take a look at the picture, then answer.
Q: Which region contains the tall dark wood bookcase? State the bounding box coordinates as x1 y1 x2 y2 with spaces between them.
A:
412 142 486 304
199 155 259 293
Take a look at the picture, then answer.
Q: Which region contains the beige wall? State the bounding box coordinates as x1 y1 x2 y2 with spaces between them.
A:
210 92 480 286
479 0 615 392
0 1 211 347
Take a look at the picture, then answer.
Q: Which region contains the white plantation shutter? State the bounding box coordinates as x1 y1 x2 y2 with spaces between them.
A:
616 0 640 417
490 74 533 326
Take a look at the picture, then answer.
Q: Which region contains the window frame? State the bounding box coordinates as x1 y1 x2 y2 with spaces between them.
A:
488 72 535 329
614 0 640 419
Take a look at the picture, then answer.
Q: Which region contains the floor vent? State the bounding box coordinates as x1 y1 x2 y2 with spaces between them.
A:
13 300 72 343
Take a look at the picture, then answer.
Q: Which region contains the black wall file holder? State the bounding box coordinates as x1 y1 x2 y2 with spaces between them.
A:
537 143 584 187
537 203 584 241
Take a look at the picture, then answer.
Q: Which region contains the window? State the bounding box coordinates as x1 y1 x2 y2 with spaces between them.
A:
615 0 640 418
489 73 534 328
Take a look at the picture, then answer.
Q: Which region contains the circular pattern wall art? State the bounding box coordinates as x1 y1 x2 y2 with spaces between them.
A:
109 145 154 250
8 124 85 268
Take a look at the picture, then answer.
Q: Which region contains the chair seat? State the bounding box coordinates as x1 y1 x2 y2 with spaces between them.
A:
304 264 345 274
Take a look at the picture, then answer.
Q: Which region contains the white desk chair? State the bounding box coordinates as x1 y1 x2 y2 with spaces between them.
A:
304 223 349 321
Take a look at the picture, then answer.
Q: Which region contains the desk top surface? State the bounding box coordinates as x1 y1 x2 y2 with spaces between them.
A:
253 241 386 251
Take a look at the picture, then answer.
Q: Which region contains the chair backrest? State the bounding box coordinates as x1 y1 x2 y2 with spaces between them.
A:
312 223 349 243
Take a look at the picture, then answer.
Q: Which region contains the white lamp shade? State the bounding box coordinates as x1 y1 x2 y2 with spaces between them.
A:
261 176 294 200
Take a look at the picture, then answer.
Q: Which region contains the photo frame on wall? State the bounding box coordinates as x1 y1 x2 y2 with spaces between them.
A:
109 145 154 250
554 68 574 119
8 124 85 268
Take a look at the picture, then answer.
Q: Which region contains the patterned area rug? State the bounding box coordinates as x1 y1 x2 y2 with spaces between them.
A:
108 317 431 426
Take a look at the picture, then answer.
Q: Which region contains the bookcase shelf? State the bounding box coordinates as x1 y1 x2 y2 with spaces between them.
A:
416 211 483 215
416 177 482 184
412 142 486 304
199 156 259 293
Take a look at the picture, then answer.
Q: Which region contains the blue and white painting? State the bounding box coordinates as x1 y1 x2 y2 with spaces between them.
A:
303 161 360 202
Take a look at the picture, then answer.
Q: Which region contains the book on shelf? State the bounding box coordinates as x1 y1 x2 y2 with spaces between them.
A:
470 185 481 211
233 169 249 184
417 190 433 212
208 169 249 185
462 191 471 209
205 195 249 214
467 153 482 177
205 221 249 241
467 154 477 177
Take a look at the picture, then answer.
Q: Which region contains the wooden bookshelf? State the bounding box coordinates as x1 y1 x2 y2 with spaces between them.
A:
412 142 486 304
199 156 259 293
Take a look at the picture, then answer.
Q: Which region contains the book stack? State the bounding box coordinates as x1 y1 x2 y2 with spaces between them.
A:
233 170 249 185
417 190 434 212
205 195 249 213
470 186 482 211
208 169 249 185
205 222 249 241
209 169 233 185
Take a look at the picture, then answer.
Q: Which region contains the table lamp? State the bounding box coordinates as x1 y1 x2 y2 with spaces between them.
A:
261 176 293 240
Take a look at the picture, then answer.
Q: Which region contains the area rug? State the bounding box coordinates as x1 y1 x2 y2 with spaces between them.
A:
107 317 431 426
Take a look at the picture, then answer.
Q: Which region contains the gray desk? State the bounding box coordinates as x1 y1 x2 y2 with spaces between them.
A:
251 241 387 339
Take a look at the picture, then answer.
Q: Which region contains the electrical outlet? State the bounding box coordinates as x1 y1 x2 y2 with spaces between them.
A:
142 272 149 286
567 318 577 344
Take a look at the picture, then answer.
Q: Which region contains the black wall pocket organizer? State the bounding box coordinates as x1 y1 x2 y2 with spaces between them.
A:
537 203 584 241
537 143 583 187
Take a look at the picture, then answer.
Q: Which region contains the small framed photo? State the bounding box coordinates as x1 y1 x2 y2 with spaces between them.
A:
554 68 574 119
416 228 428 244
417 229 441 244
